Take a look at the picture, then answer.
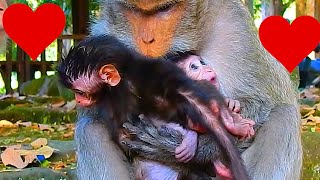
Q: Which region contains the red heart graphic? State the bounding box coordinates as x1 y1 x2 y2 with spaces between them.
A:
259 16 320 73
3 3 65 60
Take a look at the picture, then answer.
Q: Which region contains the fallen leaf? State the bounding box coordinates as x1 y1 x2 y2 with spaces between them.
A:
56 125 68 132
51 100 66 108
16 146 57 159
302 109 316 118
16 138 31 143
0 94 12 100
38 124 54 132
16 121 32 127
52 161 66 170
63 100 77 111
63 131 74 138
1 148 36 169
8 144 22 150
30 138 48 149
0 120 14 127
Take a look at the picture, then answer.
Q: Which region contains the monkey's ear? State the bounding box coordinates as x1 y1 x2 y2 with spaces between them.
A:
99 64 121 86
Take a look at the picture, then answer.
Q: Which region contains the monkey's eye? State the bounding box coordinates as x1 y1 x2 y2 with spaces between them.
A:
190 63 200 71
74 89 88 98
157 3 174 12
0 8 3 11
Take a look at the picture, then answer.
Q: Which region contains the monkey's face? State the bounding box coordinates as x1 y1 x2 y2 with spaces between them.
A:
0 0 7 30
120 0 187 57
71 74 101 107
177 55 219 89
71 64 121 107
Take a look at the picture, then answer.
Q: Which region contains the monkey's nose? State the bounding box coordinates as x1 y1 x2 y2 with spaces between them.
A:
142 38 155 44
142 29 155 44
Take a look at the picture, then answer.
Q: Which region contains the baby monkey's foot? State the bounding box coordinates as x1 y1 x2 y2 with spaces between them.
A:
213 160 232 180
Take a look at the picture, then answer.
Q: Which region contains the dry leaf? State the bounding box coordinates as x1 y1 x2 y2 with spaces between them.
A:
16 138 31 143
8 144 22 150
51 100 66 108
52 161 66 170
63 131 74 138
302 109 316 118
30 138 48 149
16 146 56 158
0 94 12 100
63 100 77 111
16 121 32 127
0 120 14 127
56 125 68 132
1 148 35 169
35 146 56 158
38 124 54 132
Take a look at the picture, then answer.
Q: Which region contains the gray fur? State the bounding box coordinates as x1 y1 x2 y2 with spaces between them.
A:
77 0 302 179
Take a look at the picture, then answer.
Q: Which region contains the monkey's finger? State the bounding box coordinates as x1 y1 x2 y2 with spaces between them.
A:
233 100 241 113
175 149 191 162
228 100 235 111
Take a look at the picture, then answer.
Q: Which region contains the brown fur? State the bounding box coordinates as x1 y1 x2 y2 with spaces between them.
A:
76 0 303 179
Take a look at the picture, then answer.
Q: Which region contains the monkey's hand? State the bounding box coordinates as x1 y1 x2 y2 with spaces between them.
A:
122 119 217 164
122 119 221 177
225 98 240 113
221 109 255 140
165 123 198 163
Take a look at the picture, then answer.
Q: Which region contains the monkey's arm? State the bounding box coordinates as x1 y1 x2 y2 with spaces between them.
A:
241 104 302 180
122 119 222 165
75 107 133 180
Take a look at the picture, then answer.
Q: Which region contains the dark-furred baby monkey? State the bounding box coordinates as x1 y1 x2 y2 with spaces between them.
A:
57 35 249 180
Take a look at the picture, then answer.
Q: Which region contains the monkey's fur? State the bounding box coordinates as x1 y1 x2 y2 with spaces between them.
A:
58 35 248 180
75 0 302 179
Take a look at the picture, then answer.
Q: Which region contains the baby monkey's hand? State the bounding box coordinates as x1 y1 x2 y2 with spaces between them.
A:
221 108 255 141
165 123 198 163
225 98 240 113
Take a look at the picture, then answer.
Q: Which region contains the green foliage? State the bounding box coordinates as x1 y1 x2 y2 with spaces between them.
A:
0 106 76 124
253 0 295 19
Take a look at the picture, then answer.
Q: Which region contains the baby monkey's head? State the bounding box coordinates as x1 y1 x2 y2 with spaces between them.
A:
168 52 219 89
57 36 131 107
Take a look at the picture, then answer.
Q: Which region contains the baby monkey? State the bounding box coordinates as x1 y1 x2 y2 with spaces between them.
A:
167 53 255 179
57 35 249 180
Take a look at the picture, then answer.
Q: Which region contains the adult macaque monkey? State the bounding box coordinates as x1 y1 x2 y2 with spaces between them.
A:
75 0 302 179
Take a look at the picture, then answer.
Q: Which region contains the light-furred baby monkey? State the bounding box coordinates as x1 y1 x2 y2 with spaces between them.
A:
167 53 255 179
57 35 249 180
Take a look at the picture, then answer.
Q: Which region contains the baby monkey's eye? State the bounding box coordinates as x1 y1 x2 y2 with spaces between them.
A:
0 8 4 11
74 89 88 97
190 63 199 70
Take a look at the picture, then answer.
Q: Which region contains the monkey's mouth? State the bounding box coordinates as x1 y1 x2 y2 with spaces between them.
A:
210 77 216 84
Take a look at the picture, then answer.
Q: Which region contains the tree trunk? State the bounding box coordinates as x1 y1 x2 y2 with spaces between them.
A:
261 0 275 19
274 0 283 15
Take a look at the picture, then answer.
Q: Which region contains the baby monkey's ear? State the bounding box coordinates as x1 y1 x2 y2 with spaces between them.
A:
99 64 121 86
